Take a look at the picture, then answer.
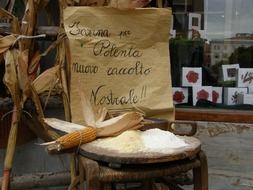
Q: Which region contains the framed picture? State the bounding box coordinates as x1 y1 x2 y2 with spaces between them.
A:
182 67 202 87
212 87 223 104
172 87 188 104
222 64 240 81
188 13 201 30
192 86 212 106
236 68 253 87
223 87 248 105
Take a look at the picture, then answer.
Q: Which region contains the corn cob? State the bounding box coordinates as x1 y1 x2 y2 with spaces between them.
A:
43 111 144 151
50 127 97 151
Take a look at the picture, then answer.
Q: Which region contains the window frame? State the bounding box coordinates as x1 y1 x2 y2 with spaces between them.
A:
175 108 253 123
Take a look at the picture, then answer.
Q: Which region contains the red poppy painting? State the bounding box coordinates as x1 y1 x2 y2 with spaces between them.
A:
186 71 199 83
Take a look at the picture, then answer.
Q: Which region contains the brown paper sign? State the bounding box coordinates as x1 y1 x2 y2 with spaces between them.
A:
64 7 174 124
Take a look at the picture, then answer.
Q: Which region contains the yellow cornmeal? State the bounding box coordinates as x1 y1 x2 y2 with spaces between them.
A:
89 130 144 153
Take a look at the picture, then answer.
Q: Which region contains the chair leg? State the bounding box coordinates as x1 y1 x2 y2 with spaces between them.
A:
102 183 113 190
143 180 155 190
193 150 208 190
68 175 80 190
80 157 101 190
79 157 85 190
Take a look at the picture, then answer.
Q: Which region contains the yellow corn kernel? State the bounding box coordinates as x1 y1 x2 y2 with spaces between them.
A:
56 127 97 150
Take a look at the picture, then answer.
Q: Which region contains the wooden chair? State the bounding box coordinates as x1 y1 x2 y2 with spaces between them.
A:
70 121 208 190
66 0 209 189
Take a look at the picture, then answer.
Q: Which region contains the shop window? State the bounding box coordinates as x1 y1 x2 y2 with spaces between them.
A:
169 0 253 123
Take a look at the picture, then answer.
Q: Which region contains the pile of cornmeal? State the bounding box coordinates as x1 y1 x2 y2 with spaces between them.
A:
87 128 189 153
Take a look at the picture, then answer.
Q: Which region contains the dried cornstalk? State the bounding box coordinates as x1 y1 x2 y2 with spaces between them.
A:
1 106 20 190
1 3 55 189
58 2 75 182
2 50 21 190
20 0 39 51
0 8 21 190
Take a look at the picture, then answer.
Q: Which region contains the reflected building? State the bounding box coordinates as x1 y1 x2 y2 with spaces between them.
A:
210 34 253 66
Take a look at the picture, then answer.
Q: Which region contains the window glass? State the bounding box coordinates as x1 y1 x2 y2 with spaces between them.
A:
170 0 253 109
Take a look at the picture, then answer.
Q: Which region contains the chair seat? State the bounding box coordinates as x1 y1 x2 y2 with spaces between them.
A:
75 150 208 190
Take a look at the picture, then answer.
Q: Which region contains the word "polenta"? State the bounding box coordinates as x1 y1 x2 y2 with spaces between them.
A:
68 21 110 37
93 39 143 58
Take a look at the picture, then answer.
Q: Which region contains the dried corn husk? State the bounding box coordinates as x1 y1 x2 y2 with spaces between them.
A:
43 118 84 133
80 91 96 126
0 35 16 54
3 49 20 106
80 91 109 125
17 49 30 99
28 50 41 81
95 112 144 137
95 107 108 123
32 65 60 94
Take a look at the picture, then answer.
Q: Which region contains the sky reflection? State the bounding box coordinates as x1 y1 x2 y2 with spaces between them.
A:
205 0 253 39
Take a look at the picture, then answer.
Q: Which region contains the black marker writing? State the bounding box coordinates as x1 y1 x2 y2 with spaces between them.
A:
93 39 142 58
91 85 140 106
72 62 98 74
69 21 110 37
107 61 152 76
